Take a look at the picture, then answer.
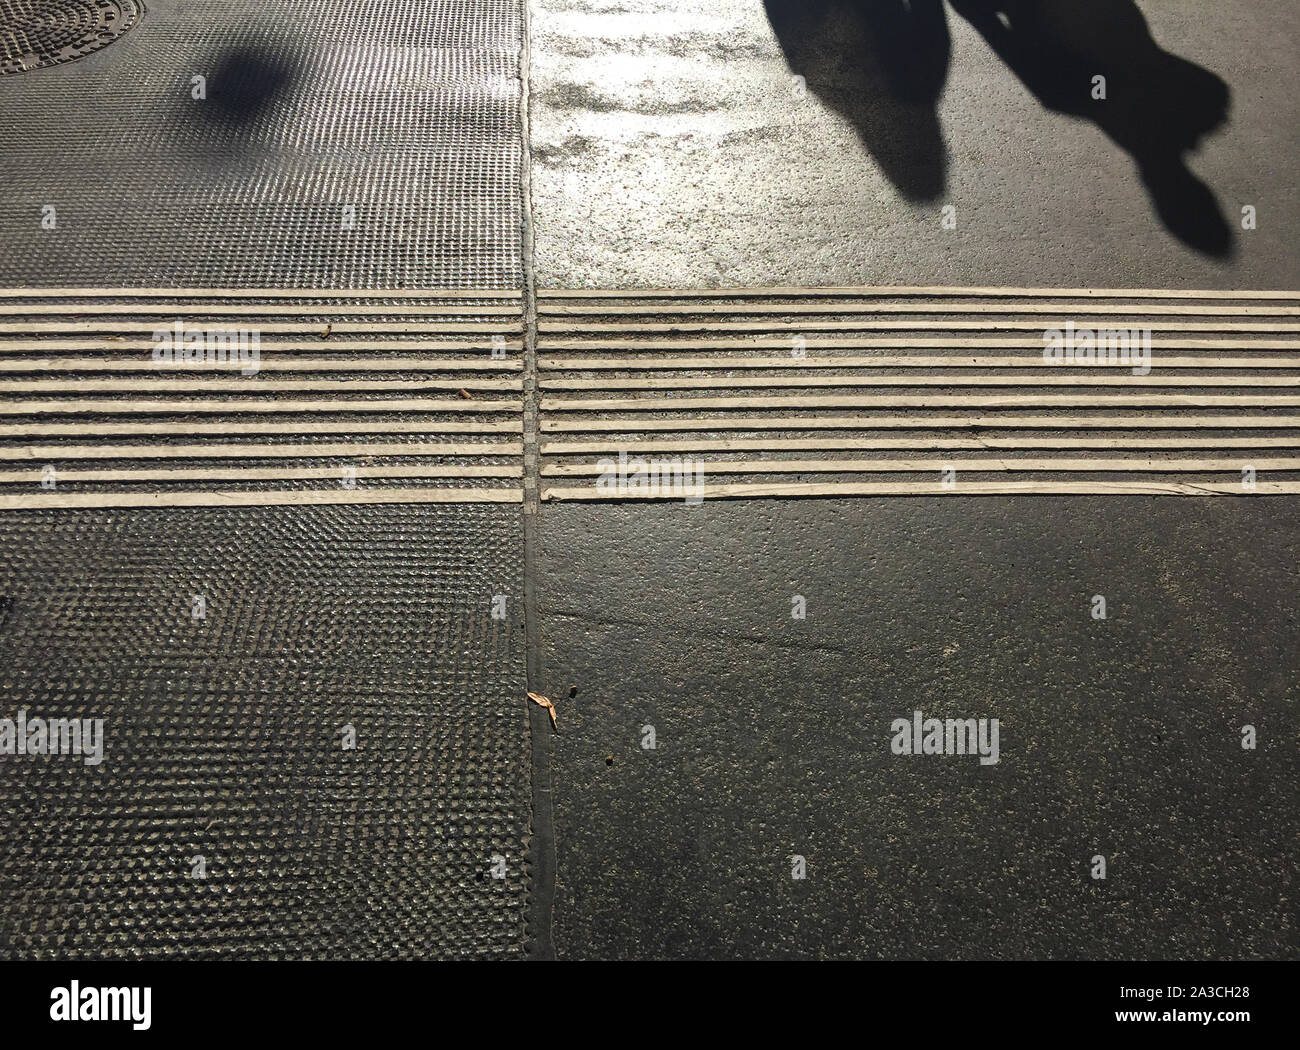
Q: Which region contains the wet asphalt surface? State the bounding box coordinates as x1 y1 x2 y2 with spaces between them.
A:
530 0 1299 289
537 498 1298 958
528 0 1300 958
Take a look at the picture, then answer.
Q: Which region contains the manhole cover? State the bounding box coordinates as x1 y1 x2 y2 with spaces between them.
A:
0 0 142 76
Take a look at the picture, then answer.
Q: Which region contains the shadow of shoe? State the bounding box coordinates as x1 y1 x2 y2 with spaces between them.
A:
948 0 1234 256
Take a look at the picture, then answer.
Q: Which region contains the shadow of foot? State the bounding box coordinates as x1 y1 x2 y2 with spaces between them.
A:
948 0 1234 256
765 0 952 202
763 0 1234 254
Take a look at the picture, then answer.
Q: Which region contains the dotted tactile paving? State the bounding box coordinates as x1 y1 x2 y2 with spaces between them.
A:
0 504 529 959
0 0 523 288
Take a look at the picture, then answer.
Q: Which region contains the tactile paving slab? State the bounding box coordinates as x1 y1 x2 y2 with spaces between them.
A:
538 285 1300 499
0 0 523 288
0 0 532 959
0 504 529 959
0 288 526 507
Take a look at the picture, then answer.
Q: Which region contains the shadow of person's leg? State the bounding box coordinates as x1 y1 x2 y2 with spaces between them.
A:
948 0 1233 255
765 0 952 202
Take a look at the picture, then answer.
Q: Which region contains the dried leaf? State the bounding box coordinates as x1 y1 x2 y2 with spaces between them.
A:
527 691 557 728
458 388 473 400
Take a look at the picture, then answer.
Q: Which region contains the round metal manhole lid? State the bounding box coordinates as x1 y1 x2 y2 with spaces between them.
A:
0 0 143 76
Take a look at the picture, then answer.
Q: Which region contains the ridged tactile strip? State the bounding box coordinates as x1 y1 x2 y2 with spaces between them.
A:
0 289 524 507
537 286 1300 500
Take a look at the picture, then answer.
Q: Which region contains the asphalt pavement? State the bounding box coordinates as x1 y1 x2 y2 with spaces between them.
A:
528 0 1300 958
0 0 1294 961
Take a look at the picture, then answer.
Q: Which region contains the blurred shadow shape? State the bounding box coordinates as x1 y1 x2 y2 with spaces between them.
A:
765 0 952 202
763 0 1234 255
202 48 296 125
948 0 1233 256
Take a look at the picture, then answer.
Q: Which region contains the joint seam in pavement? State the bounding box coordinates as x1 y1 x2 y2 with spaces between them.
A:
519 0 556 962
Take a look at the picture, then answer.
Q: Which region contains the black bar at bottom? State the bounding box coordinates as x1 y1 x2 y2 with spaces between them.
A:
0 960 1290 1038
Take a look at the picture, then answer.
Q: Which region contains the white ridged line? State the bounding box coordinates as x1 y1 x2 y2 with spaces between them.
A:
0 288 522 299
0 290 525 506
0 340 523 353
537 286 1299 299
544 480 1300 499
